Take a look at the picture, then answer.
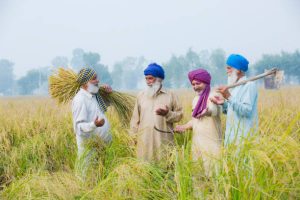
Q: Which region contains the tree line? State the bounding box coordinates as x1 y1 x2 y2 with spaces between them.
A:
0 48 299 96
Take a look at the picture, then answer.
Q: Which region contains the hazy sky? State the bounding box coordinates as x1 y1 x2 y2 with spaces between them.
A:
0 0 300 78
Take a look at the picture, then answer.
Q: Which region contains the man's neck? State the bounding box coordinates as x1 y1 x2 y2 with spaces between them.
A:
236 75 245 83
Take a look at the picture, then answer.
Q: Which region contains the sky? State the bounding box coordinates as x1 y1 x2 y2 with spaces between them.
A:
0 0 300 78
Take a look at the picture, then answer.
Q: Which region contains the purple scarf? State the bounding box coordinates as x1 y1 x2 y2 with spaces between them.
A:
188 69 211 118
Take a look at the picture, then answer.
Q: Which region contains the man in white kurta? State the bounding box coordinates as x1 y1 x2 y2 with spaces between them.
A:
72 68 112 158
130 63 183 162
72 88 112 156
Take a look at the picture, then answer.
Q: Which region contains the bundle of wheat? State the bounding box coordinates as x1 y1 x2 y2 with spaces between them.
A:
49 67 135 127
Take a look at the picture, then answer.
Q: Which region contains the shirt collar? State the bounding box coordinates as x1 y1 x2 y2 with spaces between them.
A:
158 86 167 94
79 88 93 99
237 76 247 83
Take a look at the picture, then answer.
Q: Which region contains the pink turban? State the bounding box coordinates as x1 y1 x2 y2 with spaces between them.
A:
188 69 211 118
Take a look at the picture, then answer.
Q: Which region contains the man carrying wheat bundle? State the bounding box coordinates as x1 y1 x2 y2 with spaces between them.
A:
72 67 113 157
49 66 135 177
211 54 258 145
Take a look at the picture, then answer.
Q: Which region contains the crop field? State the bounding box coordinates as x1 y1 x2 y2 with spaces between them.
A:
0 87 299 199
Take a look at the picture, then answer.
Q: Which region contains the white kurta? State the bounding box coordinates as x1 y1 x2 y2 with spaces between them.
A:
72 88 112 155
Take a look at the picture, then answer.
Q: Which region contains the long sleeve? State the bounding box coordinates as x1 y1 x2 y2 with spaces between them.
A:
129 97 140 136
208 92 221 117
72 99 96 136
228 82 258 118
208 101 220 117
165 92 183 123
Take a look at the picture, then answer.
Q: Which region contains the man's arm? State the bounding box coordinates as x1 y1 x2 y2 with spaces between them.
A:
228 83 258 117
165 92 184 123
129 96 140 136
72 99 97 136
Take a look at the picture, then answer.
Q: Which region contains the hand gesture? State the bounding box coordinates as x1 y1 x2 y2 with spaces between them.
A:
94 116 105 127
155 105 169 116
216 85 231 99
210 96 225 105
195 107 209 118
102 84 113 93
175 125 187 133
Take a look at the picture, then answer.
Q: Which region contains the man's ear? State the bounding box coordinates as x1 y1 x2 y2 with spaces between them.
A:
237 70 244 77
82 83 88 90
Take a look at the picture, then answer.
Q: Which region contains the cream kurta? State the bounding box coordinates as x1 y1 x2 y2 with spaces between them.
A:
130 88 183 161
191 92 222 172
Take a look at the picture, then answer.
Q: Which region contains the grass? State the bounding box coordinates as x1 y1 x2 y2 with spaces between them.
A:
0 87 299 199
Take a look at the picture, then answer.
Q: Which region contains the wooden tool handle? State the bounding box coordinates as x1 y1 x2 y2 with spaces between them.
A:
226 68 278 89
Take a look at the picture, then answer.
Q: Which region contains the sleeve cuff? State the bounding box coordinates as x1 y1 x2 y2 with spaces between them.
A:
165 110 172 120
90 121 97 129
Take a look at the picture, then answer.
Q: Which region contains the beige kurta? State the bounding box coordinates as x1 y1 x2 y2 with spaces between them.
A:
130 88 183 161
191 91 222 173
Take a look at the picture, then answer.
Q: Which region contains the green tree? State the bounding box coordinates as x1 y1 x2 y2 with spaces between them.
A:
111 56 147 90
253 50 300 84
0 59 14 95
209 49 226 85
17 69 48 95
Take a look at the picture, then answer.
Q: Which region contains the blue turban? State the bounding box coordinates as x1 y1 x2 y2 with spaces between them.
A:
144 63 165 79
226 54 249 72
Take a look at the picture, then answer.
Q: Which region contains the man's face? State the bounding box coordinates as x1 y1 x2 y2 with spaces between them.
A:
191 80 206 93
89 74 99 85
145 75 156 86
226 66 242 77
226 66 235 76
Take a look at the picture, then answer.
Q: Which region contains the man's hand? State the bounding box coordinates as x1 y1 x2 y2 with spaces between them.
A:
174 125 187 133
102 84 113 93
210 96 225 105
195 107 209 118
94 116 105 127
155 105 169 116
216 85 231 99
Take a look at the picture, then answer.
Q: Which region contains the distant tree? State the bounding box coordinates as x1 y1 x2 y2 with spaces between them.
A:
111 56 147 90
70 49 114 85
209 49 226 85
93 64 113 85
253 50 300 84
164 48 206 88
83 52 101 67
17 68 48 95
0 59 14 95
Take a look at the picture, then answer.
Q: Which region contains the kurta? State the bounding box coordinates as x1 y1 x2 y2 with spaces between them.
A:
222 76 258 145
191 91 222 173
130 88 183 161
72 88 112 156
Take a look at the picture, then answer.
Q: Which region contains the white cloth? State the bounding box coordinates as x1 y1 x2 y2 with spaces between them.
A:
72 88 112 155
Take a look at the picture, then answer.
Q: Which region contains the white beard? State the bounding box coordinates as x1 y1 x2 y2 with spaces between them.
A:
227 70 239 85
146 80 162 98
87 82 100 94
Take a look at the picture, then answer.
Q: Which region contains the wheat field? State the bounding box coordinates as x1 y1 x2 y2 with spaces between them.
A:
0 87 299 199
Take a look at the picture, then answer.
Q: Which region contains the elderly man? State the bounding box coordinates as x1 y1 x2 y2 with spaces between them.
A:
130 63 183 162
175 69 222 174
211 54 258 145
72 67 113 159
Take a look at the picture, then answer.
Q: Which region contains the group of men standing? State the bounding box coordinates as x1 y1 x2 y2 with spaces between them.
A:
71 53 258 174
